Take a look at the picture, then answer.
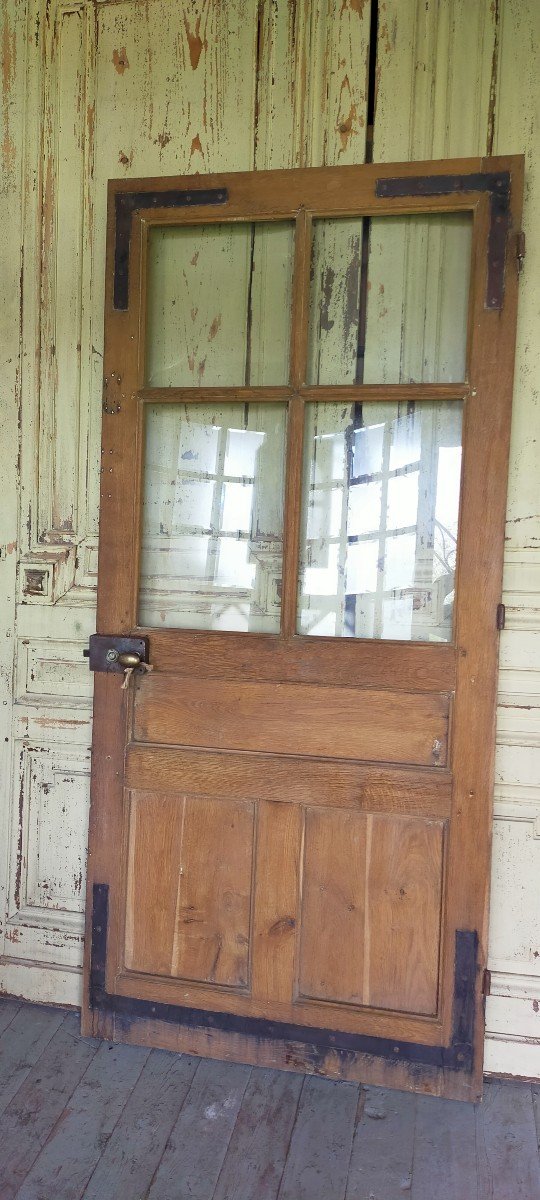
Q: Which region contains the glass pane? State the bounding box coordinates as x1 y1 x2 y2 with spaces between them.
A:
298 400 462 641
139 402 287 631
307 214 472 384
145 222 294 386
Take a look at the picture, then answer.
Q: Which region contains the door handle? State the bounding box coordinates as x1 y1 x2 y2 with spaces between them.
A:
84 634 150 674
116 651 142 668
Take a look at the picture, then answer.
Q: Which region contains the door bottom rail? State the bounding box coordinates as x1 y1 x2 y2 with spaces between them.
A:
89 884 478 1073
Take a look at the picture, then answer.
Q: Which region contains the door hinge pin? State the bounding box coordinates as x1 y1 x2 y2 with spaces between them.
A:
517 231 526 274
496 602 506 631
482 968 491 997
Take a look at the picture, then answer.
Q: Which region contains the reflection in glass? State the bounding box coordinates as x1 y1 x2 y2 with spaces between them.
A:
307 214 472 385
298 401 462 641
138 403 287 631
145 222 294 387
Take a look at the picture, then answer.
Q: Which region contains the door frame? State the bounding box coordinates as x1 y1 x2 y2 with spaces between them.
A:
83 157 524 1101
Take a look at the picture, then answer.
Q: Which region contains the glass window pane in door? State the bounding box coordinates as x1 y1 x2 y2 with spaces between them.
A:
298 400 463 642
145 222 294 386
306 213 472 384
139 402 287 632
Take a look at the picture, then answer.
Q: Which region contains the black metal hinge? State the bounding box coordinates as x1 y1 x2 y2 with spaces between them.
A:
517 231 526 274
482 968 491 997
114 186 228 310
496 603 506 631
375 170 511 309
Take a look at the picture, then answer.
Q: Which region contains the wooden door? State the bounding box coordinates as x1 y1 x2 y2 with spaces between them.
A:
83 158 523 1101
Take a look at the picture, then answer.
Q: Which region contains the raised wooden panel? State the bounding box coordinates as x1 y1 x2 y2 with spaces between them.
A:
133 677 449 767
124 791 254 988
298 810 444 1016
298 809 366 1005
365 815 444 1016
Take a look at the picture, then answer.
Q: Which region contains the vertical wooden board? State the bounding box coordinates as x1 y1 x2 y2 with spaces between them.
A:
298 808 366 1004
365 0 497 387
305 0 371 169
81 1050 199 1200
213 1067 304 1200
14 1040 150 1200
475 1080 540 1200
277 1074 360 1200
372 0 497 163
247 222 296 386
86 0 260 533
124 792 184 976
365 815 443 1015
302 1 371 385
255 0 371 396
252 800 302 1004
145 223 254 389
0 1012 98 1199
345 1086 417 1200
146 1057 251 1200
494 0 540 542
50 7 86 536
171 795 255 988
255 0 371 172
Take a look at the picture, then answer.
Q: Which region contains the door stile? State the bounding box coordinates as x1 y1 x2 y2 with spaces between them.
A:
83 191 146 1036
440 168 524 1093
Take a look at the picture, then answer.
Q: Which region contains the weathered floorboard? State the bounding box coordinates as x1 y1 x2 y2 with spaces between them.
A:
0 1012 98 1199
0 1004 538 1198
411 1093 478 1200
475 1080 540 1200
213 1066 304 1200
146 1057 251 1200
0 1003 65 1118
81 1050 199 1200
345 1086 417 1200
277 1075 360 1200
533 1083 540 1149
0 997 22 1036
14 1040 150 1200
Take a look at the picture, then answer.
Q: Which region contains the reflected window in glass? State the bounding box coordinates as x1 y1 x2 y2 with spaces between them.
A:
298 401 463 642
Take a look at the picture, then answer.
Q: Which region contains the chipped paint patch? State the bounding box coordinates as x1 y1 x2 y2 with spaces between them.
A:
112 46 129 74
184 15 206 71
1 13 16 180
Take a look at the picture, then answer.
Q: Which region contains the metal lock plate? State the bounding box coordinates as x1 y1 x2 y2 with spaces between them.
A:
84 634 149 674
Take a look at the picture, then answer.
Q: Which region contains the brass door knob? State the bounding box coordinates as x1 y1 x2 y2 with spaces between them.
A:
117 651 142 668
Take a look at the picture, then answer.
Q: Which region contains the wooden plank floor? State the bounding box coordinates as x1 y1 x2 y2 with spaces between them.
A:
0 1001 539 1200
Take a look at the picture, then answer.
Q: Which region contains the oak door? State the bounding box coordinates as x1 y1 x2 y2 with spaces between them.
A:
83 158 523 1101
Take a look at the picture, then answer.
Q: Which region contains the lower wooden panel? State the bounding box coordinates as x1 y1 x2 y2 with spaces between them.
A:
124 791 254 988
299 811 444 1016
133 676 450 767
119 785 445 1024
